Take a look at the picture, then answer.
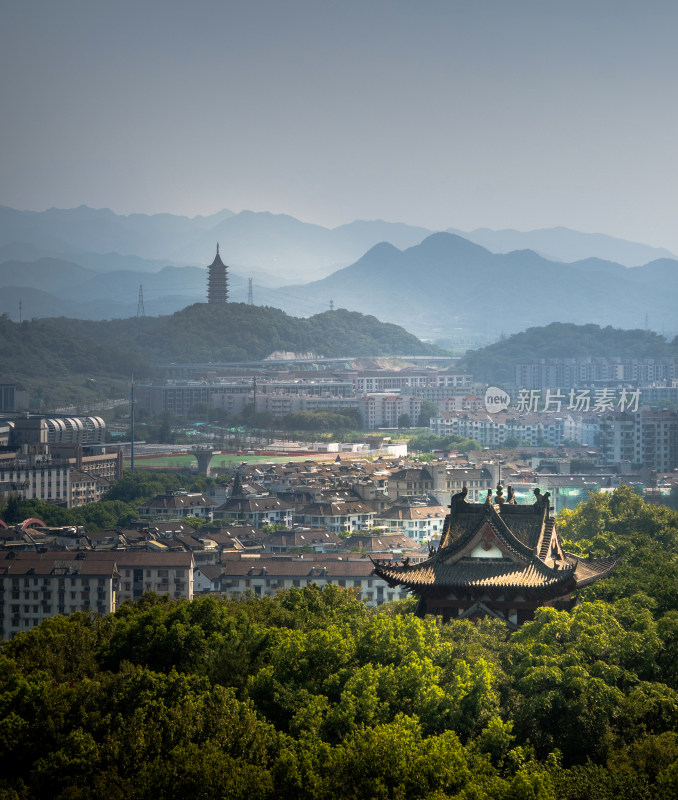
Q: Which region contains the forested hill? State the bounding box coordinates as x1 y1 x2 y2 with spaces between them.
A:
461 322 677 384
0 303 445 384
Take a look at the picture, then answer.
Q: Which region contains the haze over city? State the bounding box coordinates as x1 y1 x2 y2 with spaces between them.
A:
3 0 678 254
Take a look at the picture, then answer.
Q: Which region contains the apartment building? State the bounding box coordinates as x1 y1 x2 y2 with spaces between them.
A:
0 552 118 639
430 411 566 447
101 551 194 604
142 378 354 416
209 555 411 606
515 358 678 391
0 444 122 509
358 394 421 430
353 370 471 394
598 410 678 471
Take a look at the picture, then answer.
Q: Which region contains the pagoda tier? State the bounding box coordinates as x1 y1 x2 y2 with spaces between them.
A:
372 488 617 628
207 244 229 303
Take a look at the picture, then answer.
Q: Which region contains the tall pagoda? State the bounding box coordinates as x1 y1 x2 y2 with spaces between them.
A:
372 486 617 629
207 244 228 303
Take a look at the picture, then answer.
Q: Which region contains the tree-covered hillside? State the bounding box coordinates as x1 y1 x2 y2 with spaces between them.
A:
461 322 676 384
0 304 445 392
2 487 678 799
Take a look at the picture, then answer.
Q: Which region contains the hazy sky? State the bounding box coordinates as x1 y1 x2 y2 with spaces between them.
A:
2 1 678 250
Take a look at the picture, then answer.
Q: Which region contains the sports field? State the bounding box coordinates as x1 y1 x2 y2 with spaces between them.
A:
124 452 334 469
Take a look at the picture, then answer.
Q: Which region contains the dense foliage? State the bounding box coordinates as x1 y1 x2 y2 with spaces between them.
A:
461 322 675 384
1 487 678 798
407 431 482 454
0 304 444 390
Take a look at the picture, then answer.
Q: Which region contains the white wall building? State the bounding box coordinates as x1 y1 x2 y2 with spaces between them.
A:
358 394 421 430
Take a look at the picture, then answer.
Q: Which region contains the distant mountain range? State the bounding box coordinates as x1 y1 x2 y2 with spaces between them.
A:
446 226 676 267
1 204 673 280
272 233 678 340
0 205 432 285
1 205 677 340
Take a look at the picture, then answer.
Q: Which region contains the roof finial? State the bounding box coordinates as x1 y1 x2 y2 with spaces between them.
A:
216 242 220 256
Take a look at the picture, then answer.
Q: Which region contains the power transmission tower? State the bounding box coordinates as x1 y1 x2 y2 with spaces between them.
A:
248 278 253 305
130 378 136 474
137 285 145 318
329 299 334 311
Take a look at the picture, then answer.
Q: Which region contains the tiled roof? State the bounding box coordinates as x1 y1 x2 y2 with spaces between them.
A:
195 565 224 580
221 558 378 579
218 497 294 512
377 504 448 521
374 556 575 590
389 468 433 481
297 501 376 516
571 555 619 588
142 493 217 509
372 496 617 594
345 533 419 551
265 530 343 547
0 554 119 577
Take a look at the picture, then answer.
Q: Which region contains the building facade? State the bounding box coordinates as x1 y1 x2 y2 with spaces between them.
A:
0 552 119 639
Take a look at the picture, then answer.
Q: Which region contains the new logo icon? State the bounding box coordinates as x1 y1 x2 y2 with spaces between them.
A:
485 387 510 414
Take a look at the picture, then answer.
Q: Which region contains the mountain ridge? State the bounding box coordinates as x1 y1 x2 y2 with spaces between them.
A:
275 232 678 340
1 204 673 282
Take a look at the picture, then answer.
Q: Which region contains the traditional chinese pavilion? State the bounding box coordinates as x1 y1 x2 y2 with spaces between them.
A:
372 486 617 629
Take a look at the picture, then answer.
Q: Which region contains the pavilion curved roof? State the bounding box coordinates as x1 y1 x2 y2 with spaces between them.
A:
372 496 618 595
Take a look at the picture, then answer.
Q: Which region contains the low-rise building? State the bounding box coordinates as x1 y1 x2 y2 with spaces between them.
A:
262 529 344 553
376 500 448 543
138 490 217 520
215 496 294 528
294 499 376 533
